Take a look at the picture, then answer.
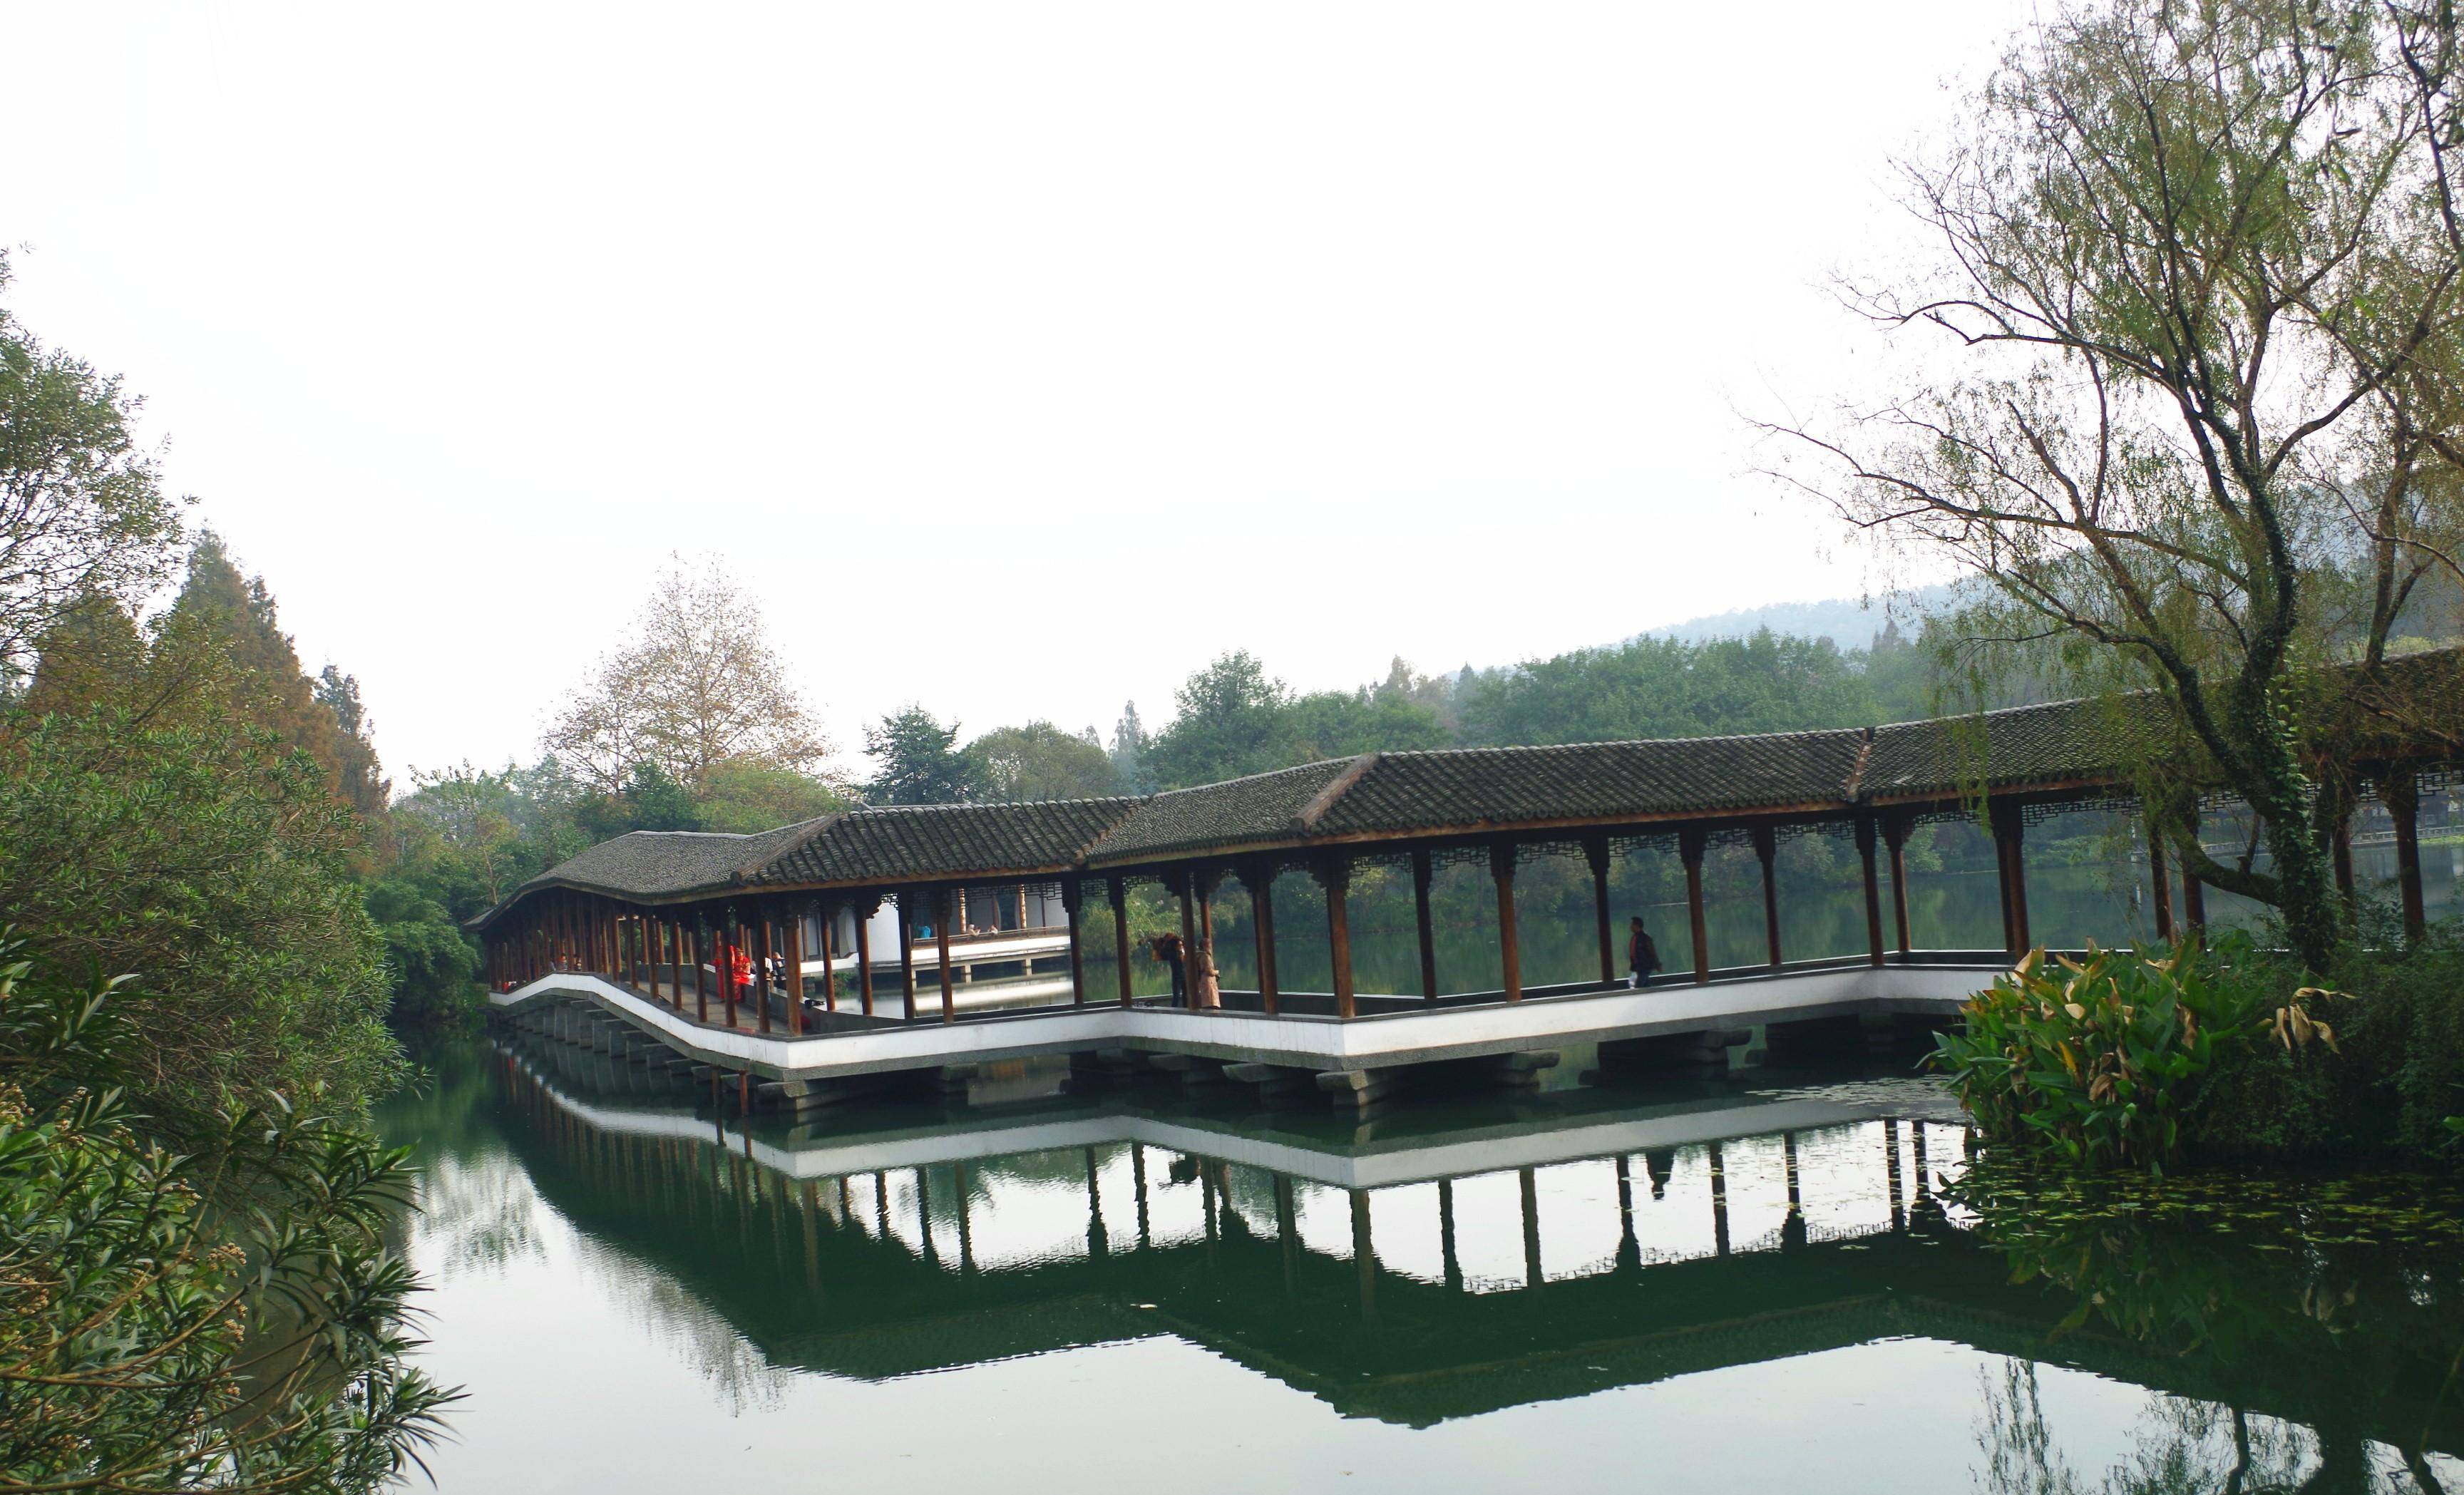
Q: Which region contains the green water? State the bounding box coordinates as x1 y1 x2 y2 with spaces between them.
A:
379 1037 2464 1493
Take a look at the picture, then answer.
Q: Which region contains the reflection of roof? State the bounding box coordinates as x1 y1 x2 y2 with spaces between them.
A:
470 647 2462 927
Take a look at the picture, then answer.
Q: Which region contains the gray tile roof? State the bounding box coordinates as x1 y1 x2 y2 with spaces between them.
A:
1862 694 2170 801
1083 759 1359 863
470 644 2463 930
754 798 1143 886
1313 730 1873 841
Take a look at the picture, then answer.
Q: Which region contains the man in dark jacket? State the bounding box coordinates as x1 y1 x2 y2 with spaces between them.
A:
1627 917 1660 989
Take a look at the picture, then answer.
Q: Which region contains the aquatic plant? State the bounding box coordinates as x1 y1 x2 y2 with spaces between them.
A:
1929 936 2283 1171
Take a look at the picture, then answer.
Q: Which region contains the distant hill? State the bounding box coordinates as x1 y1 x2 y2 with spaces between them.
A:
1635 583 1961 652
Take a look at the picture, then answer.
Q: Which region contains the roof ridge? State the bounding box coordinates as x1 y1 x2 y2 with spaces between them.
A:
1843 725 1874 798
1295 752 1380 831
732 811 847 883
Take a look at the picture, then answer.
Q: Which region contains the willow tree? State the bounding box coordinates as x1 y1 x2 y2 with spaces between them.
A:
1771 0 2464 969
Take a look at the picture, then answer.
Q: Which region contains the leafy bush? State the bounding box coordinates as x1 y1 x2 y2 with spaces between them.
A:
1930 935 2291 1171
0 932 457 1490
2188 932 2464 1160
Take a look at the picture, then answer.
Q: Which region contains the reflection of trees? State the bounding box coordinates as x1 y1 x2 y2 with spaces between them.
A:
415 1147 547 1278
412 1133 795 1414
1956 1166 2464 1494
1973 1361 2327 1495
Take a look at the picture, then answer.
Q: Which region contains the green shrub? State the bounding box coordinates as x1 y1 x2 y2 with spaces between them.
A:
2189 933 2464 1160
1929 934 2291 1171
0 932 457 1490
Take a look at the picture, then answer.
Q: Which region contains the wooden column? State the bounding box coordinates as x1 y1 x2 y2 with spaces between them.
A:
692 918 709 1024
1883 813 1913 959
1490 842 1522 1002
935 888 957 1024
816 905 836 1014
1992 803 2032 954
753 907 774 1034
1410 848 1439 1001
1109 877 1134 1007
2147 823 2175 942
1854 814 1886 968
2332 803 2356 897
722 912 742 1030
854 898 877 1017
1318 857 1355 1019
2386 769 2428 943
898 892 920 1024
1244 863 1280 1017
1061 877 1087 1005
1752 823 1782 970
1585 836 1616 987
1679 828 1710 985
1177 869 1199 989
786 905 806 1036
1195 867 1215 967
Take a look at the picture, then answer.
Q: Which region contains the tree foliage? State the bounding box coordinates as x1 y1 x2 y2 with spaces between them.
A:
863 707 979 805
0 702 402 1114
543 556 833 795
0 250 187 692
967 721 1119 802
0 935 456 1491
1771 0 2464 966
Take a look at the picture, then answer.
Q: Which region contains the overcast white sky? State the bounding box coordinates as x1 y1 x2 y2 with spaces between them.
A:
2 2 2028 781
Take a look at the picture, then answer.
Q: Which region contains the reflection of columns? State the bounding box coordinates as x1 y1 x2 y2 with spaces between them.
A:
954 1161 975 1275
1492 843 1523 1001
1350 1189 1377 1322
1708 1142 1730 1258
1854 815 1886 968
1680 828 1710 985
2386 770 2428 943
1438 1178 1462 1293
1884 1119 1905 1232
1911 1126 1932 1203
1084 1147 1107 1260
935 888 957 1024
2148 819 2176 942
1412 848 1439 1000
1884 813 1914 958
1274 1174 1298 1299
1519 1168 1542 1288
915 1166 938 1269
1316 856 1356 1019
1613 1156 1638 1272
1131 1142 1151 1248
1109 878 1134 1008
1752 824 1782 970
1586 836 1616 986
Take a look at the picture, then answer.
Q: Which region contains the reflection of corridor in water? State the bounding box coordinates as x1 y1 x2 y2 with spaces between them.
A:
384 1037 2464 1495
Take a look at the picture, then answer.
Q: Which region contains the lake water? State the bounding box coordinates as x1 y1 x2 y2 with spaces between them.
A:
380 1028 2464 1494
